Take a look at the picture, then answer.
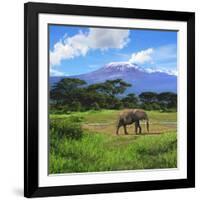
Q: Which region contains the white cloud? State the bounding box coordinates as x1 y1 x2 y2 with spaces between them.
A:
50 28 130 67
50 68 67 76
50 42 76 66
87 28 130 50
128 44 177 65
144 67 177 76
129 48 154 64
127 45 177 75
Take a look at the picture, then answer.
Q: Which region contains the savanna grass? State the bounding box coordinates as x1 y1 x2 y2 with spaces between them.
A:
49 130 177 174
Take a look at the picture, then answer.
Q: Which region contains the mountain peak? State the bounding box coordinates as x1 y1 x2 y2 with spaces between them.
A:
50 61 177 94
104 62 139 71
103 61 177 76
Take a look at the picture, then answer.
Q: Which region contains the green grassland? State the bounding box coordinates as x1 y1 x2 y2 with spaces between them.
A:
49 110 177 174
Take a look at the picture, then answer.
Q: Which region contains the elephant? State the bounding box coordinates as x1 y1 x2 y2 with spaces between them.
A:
116 109 149 135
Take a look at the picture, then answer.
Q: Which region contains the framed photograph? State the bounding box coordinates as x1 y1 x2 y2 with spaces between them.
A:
24 2 195 198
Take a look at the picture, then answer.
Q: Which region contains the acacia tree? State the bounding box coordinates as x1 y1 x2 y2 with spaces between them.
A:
139 92 158 104
50 78 86 105
104 79 132 97
87 79 131 109
157 92 177 108
50 77 177 112
87 79 131 97
122 93 139 108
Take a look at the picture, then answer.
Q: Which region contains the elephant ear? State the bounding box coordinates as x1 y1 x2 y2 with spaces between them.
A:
132 109 137 115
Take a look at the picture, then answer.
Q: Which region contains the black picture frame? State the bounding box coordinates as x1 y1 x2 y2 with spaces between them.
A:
24 2 195 198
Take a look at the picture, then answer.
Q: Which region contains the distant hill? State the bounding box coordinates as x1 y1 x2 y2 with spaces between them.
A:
50 62 177 94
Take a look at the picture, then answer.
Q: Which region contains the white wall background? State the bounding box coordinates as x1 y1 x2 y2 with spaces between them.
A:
0 0 199 199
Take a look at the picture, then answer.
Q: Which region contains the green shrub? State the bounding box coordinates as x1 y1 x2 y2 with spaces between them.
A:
122 102 137 109
141 103 153 110
114 101 124 109
70 101 81 111
68 115 84 123
91 102 100 110
141 102 161 110
49 105 71 114
50 120 83 140
151 103 161 110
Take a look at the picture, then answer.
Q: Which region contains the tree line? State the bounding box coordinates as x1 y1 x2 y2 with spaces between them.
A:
50 78 177 112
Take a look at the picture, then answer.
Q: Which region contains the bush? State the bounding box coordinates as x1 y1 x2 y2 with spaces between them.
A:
122 102 136 108
141 103 153 110
70 101 81 111
151 103 161 110
114 102 124 109
110 99 123 109
68 115 84 123
50 120 83 140
91 102 100 110
141 102 161 110
49 105 70 114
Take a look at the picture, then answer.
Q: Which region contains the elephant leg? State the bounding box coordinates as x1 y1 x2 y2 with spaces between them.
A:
138 121 142 134
135 121 138 134
123 125 128 135
116 125 120 135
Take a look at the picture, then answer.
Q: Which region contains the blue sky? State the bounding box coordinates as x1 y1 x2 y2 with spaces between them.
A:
49 25 177 76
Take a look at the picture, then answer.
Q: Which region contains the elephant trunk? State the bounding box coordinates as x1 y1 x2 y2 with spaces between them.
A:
146 119 149 133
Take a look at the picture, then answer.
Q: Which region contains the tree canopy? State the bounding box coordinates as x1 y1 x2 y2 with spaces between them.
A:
50 77 177 112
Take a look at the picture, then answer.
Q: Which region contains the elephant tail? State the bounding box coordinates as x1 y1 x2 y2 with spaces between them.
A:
145 117 149 133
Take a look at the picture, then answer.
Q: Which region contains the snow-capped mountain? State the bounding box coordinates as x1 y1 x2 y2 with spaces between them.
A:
103 62 177 76
103 62 140 71
50 62 177 94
